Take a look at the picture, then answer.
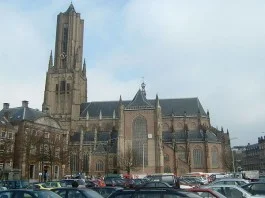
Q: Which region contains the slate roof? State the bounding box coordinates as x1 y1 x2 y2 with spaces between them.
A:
80 97 206 118
65 3 76 14
126 89 154 110
162 130 219 143
0 107 47 123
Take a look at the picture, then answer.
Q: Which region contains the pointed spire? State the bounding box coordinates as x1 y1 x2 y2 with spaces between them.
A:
86 111 89 120
155 94 160 108
141 77 146 97
113 109 116 119
99 110 102 120
49 50 53 68
65 2 76 13
207 109 210 117
119 95 122 103
221 126 224 132
82 58 86 75
227 129 229 134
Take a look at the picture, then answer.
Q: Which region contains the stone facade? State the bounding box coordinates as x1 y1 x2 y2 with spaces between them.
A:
41 4 230 176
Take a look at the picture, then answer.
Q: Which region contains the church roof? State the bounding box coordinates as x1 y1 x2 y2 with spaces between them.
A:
125 89 154 110
162 130 219 143
80 97 206 118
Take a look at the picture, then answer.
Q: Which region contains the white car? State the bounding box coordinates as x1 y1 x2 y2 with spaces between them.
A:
204 185 265 198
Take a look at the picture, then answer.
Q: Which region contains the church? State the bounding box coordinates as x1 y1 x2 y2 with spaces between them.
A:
0 4 231 180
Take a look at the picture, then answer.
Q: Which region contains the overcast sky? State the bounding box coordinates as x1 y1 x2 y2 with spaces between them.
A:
1 0 265 146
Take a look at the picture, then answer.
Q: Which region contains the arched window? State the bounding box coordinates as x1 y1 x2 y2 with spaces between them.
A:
164 154 169 161
83 153 89 172
178 146 186 161
193 147 203 168
96 160 104 172
70 153 79 173
211 146 218 168
164 166 171 173
132 116 148 166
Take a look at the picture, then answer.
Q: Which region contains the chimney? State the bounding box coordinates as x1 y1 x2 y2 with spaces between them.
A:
22 100 29 108
3 103 9 110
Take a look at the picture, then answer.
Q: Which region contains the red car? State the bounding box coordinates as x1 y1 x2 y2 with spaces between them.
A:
188 188 227 198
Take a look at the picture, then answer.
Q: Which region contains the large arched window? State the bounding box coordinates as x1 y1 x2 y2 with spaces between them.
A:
193 147 203 168
70 153 79 173
178 146 186 161
96 160 104 172
211 146 218 168
132 116 148 166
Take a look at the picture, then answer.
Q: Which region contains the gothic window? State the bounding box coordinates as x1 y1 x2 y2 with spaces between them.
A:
96 160 104 172
211 146 219 168
164 154 169 161
63 24 68 53
164 166 171 173
56 84 58 94
71 153 79 173
60 81 66 93
193 147 203 168
178 146 186 161
163 123 170 131
67 83 70 94
29 165 34 179
83 153 89 172
132 116 148 166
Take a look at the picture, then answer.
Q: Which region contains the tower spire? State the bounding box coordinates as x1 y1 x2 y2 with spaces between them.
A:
49 50 53 68
82 58 86 75
141 77 146 97
65 2 76 13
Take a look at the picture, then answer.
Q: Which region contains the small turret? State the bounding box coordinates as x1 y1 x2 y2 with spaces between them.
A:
141 80 146 97
155 94 160 108
49 50 53 68
82 58 86 76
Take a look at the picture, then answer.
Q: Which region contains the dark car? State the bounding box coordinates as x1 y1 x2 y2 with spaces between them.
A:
0 189 62 198
1 180 29 189
108 188 202 198
141 181 172 188
241 182 265 195
91 187 123 198
51 187 103 198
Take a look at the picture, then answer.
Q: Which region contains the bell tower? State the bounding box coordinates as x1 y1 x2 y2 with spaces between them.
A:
42 3 87 130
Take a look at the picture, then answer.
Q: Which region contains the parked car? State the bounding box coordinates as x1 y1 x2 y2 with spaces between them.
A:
51 187 103 198
1 180 29 189
108 188 202 198
45 181 67 188
0 189 62 198
60 179 86 188
205 185 265 198
241 182 265 196
91 187 123 198
207 178 249 186
141 181 172 188
188 188 227 198
146 173 176 186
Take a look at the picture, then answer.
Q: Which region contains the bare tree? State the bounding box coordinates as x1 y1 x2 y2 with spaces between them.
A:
118 145 139 174
0 138 14 180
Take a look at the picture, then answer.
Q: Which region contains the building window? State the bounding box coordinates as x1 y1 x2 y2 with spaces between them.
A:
8 133 12 139
44 132 49 139
56 84 59 94
96 160 104 172
1 132 6 138
178 146 186 161
132 116 148 166
193 147 203 168
60 81 66 93
83 153 89 172
164 154 169 161
211 147 218 168
63 24 68 53
71 153 79 173
54 165 59 179
67 83 70 94
164 166 171 173
29 165 34 179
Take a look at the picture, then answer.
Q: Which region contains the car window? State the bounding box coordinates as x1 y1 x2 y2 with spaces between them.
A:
196 192 216 198
52 189 66 197
22 192 34 198
237 181 247 186
211 187 225 196
0 191 13 198
252 184 265 191
68 190 86 198
224 181 236 185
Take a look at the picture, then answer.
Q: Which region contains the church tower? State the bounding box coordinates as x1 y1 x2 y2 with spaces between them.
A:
42 3 87 130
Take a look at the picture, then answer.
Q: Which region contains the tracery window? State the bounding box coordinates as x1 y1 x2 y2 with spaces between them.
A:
178 146 186 161
164 154 169 161
211 146 218 168
70 153 78 173
132 116 148 166
193 147 203 168
83 153 89 172
96 160 104 172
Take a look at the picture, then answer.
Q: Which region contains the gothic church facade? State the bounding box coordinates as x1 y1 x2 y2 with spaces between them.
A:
41 4 230 176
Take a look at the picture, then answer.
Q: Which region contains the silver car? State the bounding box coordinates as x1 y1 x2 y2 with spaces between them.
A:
204 185 265 198
208 178 249 186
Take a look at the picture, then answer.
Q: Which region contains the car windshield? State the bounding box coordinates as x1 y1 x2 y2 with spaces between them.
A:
34 190 63 198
